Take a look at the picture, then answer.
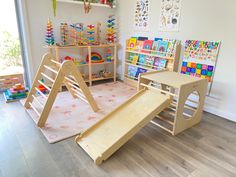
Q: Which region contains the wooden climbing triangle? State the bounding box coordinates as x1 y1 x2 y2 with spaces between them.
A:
24 53 99 127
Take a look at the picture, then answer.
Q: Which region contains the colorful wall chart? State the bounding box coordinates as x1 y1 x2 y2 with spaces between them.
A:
134 0 150 31
181 40 221 93
159 0 182 32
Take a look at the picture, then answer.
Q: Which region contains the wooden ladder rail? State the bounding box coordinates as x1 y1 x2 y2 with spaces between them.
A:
37 68 65 127
24 53 53 109
62 60 99 112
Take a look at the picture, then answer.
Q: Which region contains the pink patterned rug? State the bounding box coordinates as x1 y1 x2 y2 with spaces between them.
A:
21 82 136 143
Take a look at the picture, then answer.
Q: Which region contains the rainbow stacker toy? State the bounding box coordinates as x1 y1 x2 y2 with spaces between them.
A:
4 83 28 103
45 18 55 46
106 15 116 43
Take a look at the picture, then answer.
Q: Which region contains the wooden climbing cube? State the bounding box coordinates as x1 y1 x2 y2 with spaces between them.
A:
138 70 208 135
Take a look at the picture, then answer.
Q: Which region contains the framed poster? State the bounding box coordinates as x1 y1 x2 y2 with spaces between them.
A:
134 0 150 31
159 0 182 32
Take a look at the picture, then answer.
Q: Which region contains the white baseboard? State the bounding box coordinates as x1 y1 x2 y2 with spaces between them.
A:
204 106 236 122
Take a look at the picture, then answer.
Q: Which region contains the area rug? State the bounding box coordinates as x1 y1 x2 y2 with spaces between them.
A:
21 82 136 143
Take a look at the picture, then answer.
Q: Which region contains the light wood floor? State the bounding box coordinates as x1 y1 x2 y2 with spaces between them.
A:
0 95 236 177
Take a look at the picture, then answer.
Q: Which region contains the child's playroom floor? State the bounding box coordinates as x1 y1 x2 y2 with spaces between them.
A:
0 94 236 177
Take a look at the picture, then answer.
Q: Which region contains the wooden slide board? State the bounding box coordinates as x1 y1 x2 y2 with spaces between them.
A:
75 88 171 165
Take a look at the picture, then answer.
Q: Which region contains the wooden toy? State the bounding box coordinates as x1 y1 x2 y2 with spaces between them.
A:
4 83 28 103
24 53 99 127
84 0 92 14
96 22 101 44
60 23 69 46
45 18 55 46
106 48 112 62
77 23 87 45
87 24 96 45
86 52 104 63
75 70 208 165
138 70 208 135
69 24 78 45
106 15 116 43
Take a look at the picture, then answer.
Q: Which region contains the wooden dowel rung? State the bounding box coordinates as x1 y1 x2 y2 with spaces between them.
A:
65 77 79 86
150 120 173 134
184 105 197 111
51 59 61 66
44 65 58 74
67 82 82 92
29 102 40 117
156 115 174 125
183 112 193 118
32 95 44 108
71 88 85 99
35 87 48 99
162 109 176 117
141 83 178 97
41 72 55 83
37 80 51 92
74 93 88 104
187 99 199 104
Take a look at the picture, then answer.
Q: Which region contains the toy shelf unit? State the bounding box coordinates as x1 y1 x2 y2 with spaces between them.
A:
124 37 181 87
46 43 117 86
138 70 208 135
57 0 116 8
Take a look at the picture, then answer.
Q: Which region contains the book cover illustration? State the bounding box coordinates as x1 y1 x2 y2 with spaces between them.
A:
142 40 153 53
135 40 144 51
153 58 167 69
132 55 139 65
157 40 169 56
135 67 148 79
145 56 155 68
127 65 138 79
128 38 137 49
138 54 147 66
138 36 148 41
128 53 136 62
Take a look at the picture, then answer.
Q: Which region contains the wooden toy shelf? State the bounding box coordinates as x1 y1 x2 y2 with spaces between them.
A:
57 0 116 8
46 43 117 86
124 39 181 87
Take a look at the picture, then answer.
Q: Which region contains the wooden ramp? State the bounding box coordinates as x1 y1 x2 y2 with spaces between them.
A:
75 88 171 165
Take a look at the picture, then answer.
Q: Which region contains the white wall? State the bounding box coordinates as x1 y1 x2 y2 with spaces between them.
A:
23 0 115 76
116 0 236 121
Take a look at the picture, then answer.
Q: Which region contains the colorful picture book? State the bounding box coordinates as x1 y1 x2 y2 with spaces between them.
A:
128 38 137 49
138 54 147 66
135 40 144 50
142 40 153 53
127 65 138 79
145 56 155 68
132 55 139 65
128 53 136 62
135 67 147 79
156 40 169 56
127 66 147 80
153 58 167 69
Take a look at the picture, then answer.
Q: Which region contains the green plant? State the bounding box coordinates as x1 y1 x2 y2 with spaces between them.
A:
0 31 22 67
